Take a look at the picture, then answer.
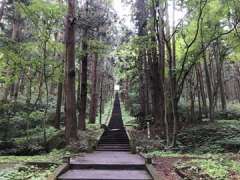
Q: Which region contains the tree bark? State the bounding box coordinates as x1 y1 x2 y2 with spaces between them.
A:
156 1 165 130
215 41 226 111
149 1 164 132
64 0 78 143
2 6 20 101
196 64 207 117
0 0 6 22
89 54 98 124
203 51 214 121
54 82 63 129
78 28 88 130
135 0 147 122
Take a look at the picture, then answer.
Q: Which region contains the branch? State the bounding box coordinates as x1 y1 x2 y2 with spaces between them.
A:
177 0 208 85
176 24 237 100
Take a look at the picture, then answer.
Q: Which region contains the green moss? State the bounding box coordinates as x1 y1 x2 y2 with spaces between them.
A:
0 149 71 164
174 153 240 179
146 151 183 157
192 159 228 179
0 149 73 180
95 98 114 125
147 151 188 157
177 120 240 153
120 102 137 126
0 164 57 180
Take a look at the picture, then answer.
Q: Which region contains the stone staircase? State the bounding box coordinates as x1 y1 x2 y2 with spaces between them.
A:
57 93 153 180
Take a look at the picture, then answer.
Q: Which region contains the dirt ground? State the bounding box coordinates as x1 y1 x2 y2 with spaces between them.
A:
153 157 182 180
153 156 240 180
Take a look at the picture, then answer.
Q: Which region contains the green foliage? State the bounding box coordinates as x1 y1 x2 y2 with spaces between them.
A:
18 0 65 31
0 165 56 180
0 149 71 180
88 39 111 57
14 127 60 144
121 102 137 126
95 98 114 125
193 159 228 179
177 120 240 153
0 0 66 96
176 156 240 180
146 150 194 158
0 100 57 140
0 100 64 155
115 36 140 80
0 149 70 164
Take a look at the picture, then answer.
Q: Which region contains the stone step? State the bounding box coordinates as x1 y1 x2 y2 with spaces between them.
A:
102 135 128 138
99 140 129 143
100 138 129 140
101 138 128 140
70 163 146 170
97 145 130 149
98 144 130 147
99 141 129 144
96 148 130 152
103 131 127 134
101 135 128 138
57 95 153 180
58 169 152 180
98 142 129 145
98 143 130 146
96 147 130 150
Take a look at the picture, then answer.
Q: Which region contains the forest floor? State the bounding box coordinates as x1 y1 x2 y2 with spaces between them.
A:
136 119 240 180
150 151 240 180
154 157 182 180
120 100 240 180
0 99 113 180
1 100 240 179
0 149 71 179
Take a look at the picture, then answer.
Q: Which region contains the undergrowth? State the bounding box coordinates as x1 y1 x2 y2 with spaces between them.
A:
0 149 72 180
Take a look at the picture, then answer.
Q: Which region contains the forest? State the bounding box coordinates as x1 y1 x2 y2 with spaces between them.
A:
0 0 240 179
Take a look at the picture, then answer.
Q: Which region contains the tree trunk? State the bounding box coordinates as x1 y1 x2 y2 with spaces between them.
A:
215 41 226 111
64 0 78 143
54 82 63 129
0 0 6 22
78 29 88 130
149 2 164 132
144 51 150 115
2 7 20 101
156 1 165 131
203 51 214 121
89 54 98 124
77 58 81 110
196 64 207 117
26 79 32 104
135 0 147 123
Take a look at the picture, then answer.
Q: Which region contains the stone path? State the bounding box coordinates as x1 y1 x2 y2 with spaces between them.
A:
58 93 153 180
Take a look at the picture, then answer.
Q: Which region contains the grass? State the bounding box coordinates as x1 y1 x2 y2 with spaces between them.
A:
0 164 57 180
149 150 240 179
191 159 228 179
0 164 59 180
148 145 240 179
0 149 71 164
0 149 72 180
95 98 114 126
176 155 240 180
146 150 194 158
141 119 240 179
14 127 61 145
120 102 137 126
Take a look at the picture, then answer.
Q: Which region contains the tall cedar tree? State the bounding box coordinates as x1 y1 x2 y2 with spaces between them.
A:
64 0 78 143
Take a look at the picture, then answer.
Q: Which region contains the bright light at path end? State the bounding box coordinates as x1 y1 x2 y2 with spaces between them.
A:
114 85 120 91
113 0 133 29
